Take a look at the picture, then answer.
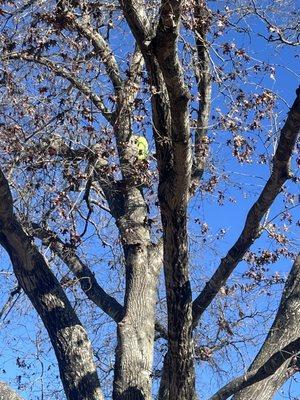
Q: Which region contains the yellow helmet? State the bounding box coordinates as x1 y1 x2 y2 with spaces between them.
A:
136 136 149 160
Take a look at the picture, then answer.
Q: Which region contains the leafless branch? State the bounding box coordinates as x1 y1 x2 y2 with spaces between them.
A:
251 0 300 47
63 7 123 91
233 255 300 399
0 285 21 320
27 221 124 322
193 86 300 328
210 336 300 400
1 52 115 123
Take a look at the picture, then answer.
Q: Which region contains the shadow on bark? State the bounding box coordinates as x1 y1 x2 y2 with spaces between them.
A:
115 386 145 400
67 371 102 400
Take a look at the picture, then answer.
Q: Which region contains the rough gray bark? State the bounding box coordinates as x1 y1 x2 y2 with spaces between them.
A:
151 2 196 399
0 169 103 400
191 1 212 183
112 185 160 400
121 0 191 344
120 2 300 399
232 255 300 400
108 70 161 400
0 382 24 400
154 2 211 400
113 241 160 400
135 3 198 399
210 333 300 400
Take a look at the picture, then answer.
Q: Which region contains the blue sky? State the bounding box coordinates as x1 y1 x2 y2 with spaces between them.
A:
0 1 300 399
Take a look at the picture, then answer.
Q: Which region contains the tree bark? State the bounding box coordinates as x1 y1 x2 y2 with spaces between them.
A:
0 382 24 400
113 241 160 400
210 336 300 400
0 169 103 400
152 3 196 398
108 86 161 400
192 1 211 183
119 1 196 397
232 255 300 400
159 206 195 400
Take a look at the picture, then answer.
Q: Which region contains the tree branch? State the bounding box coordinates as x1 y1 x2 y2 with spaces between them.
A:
118 0 153 45
28 221 124 322
209 335 300 400
0 285 21 320
119 0 172 181
123 46 144 106
233 255 300 400
192 86 300 328
72 22 122 91
2 52 114 124
0 168 104 400
58 4 123 91
251 0 300 46
150 0 193 207
191 1 212 183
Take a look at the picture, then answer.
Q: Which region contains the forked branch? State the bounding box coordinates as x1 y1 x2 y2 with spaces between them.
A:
193 86 300 327
2 52 114 123
210 335 300 400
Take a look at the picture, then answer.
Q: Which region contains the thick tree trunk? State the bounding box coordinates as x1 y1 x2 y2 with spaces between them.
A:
233 255 300 400
112 186 160 400
116 2 196 396
159 206 195 400
111 99 160 399
0 170 103 400
113 243 159 400
158 349 198 400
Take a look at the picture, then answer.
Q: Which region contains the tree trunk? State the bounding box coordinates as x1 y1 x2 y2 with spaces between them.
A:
0 170 103 400
233 255 300 400
97 84 162 398
112 187 160 400
113 243 159 400
109 102 160 400
159 206 195 400
115 1 196 395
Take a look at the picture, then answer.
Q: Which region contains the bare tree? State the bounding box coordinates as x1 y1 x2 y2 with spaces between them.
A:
0 1 299 400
